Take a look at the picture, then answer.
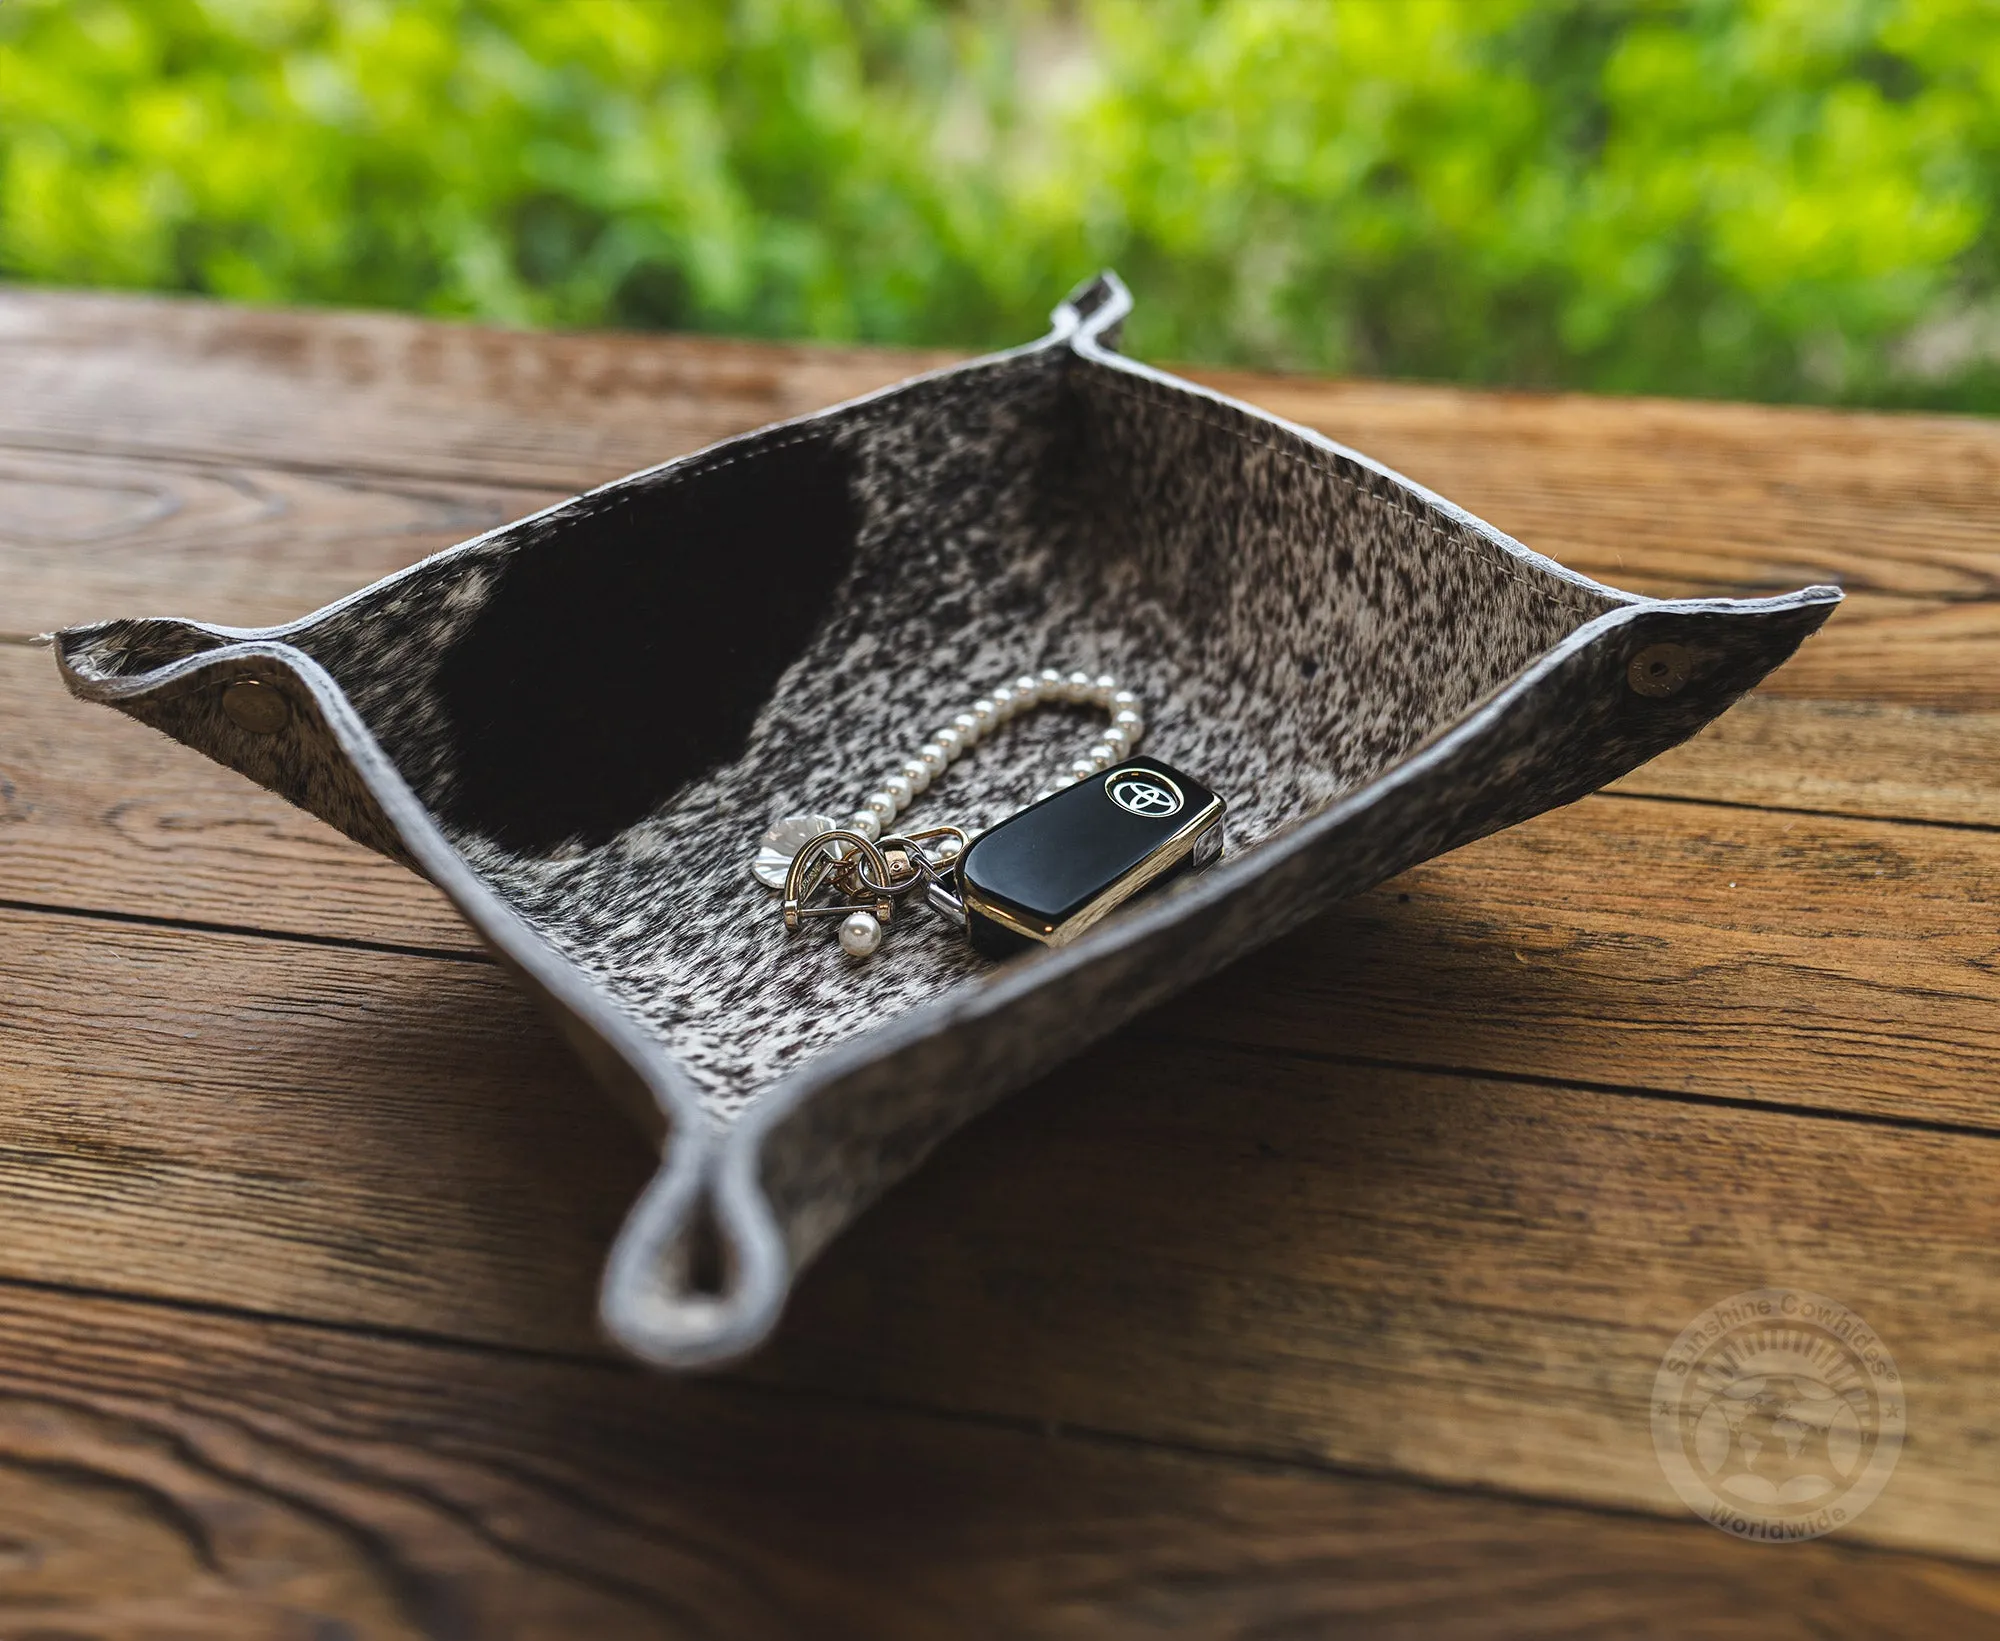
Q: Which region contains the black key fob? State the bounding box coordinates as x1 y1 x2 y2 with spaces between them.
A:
957 756 1225 957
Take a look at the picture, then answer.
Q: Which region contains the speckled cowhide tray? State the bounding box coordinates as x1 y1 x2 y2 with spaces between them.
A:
54 275 1839 1369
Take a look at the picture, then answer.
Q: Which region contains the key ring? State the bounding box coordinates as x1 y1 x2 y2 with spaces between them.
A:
750 666 1222 962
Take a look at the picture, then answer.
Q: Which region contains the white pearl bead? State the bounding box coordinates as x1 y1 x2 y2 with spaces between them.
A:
884 774 913 809
1050 773 1077 790
934 726 964 758
951 711 981 746
1069 756 1098 780
865 790 898 823
1110 689 1139 712
1092 673 1118 707
1038 667 1065 697
848 809 882 841
971 698 997 735
990 685 1018 720
1066 670 1093 703
1088 743 1116 770
1102 725 1131 757
1113 708 1144 739
918 742 948 774
838 910 883 957
1013 673 1040 702
933 833 963 859
901 756 931 794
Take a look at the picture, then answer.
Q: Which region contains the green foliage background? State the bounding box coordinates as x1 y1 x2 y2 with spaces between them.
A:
5 0 1999 409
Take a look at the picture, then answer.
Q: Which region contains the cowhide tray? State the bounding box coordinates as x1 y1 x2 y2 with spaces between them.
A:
54 274 1839 1369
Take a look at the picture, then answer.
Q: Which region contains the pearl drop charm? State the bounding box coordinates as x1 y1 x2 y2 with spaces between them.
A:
838 910 883 957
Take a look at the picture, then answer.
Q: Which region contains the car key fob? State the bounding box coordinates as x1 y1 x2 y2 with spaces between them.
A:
956 756 1225 957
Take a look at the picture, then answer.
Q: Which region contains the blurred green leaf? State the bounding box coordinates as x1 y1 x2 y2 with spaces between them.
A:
4 0 1997 408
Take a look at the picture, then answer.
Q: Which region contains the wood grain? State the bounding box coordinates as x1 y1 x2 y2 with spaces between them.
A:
0 643 475 953
7 289 2000 1628
6 288 1999 609
4 1286 1994 1641
0 442 563 639
3 904 1998 1560
766 1039 2000 1563
0 907 636 1354
0 287 948 493
1180 792 2000 1128
1611 693 2000 827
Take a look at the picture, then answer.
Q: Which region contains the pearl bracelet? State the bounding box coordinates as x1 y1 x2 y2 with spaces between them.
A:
750 666 1147 903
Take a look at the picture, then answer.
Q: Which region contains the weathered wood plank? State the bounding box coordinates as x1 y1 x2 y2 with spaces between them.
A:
1747 593 2000 710
0 906 640 1354
1611 692 2000 828
1178 791 2000 1129
4 1285 1991 1641
3 907 1996 1558
0 287 945 493
0 643 476 952
0 442 564 638
768 1040 2000 1563
5 288 1999 606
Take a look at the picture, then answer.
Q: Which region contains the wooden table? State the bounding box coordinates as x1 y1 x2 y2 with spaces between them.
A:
3 289 1997 1638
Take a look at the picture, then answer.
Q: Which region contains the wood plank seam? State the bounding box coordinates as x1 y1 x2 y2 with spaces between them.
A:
0 895 494 966
1160 1034 2000 1144
1599 786 2000 838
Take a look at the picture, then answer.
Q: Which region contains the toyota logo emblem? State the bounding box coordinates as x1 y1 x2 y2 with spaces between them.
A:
1106 770 1184 817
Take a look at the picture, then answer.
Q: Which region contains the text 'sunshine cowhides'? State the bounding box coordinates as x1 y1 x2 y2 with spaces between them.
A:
54 275 1840 1368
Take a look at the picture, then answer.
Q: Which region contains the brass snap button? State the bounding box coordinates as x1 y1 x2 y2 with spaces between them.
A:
1626 642 1693 699
221 678 292 734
